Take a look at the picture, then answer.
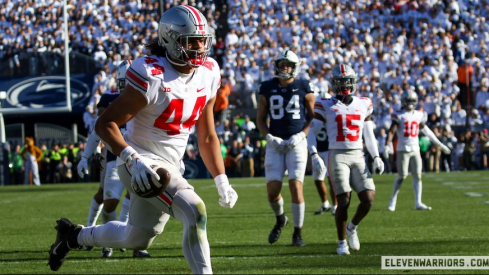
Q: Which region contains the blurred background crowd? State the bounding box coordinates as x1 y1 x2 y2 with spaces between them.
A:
2 0 489 184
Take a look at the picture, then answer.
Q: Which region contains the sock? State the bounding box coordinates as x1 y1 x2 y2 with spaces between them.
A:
69 227 82 249
101 208 117 224
413 179 422 205
391 177 403 201
291 202 305 228
338 239 347 246
269 197 284 216
118 197 131 223
87 199 103 227
293 227 302 237
276 214 286 225
347 221 357 231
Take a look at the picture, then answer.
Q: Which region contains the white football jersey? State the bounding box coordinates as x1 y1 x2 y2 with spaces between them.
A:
314 96 373 150
391 109 424 151
124 55 220 166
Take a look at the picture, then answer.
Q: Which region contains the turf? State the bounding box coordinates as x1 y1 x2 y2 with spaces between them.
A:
0 171 488 274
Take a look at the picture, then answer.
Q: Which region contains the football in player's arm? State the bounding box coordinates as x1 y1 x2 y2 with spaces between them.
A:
48 6 237 274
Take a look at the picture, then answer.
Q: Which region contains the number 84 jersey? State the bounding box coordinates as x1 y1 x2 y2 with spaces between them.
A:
314 96 373 150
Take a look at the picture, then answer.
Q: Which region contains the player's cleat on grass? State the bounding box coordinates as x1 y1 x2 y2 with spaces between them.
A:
133 250 151 258
337 243 350 255
292 234 306 246
120 248 127 252
48 218 83 271
387 198 396 211
314 205 331 215
268 216 288 244
101 247 113 258
415 203 432 210
83 246 93 251
346 227 360 251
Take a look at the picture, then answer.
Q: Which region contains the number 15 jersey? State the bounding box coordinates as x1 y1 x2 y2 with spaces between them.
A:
314 96 373 150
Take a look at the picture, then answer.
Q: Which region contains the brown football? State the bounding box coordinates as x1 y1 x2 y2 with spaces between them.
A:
132 165 171 198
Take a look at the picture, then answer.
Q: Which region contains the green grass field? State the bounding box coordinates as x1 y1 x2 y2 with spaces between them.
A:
0 171 488 274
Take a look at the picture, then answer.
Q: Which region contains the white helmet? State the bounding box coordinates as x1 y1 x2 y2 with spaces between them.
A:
274 50 300 79
158 5 213 68
401 89 418 110
116 60 132 93
330 64 357 96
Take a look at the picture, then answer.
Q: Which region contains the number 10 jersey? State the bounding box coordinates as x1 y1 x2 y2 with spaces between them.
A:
314 96 373 150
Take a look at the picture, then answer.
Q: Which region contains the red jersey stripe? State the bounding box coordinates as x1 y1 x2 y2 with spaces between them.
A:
126 69 148 89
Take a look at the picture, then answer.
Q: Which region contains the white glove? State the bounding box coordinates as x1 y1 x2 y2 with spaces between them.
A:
440 144 451 155
284 131 306 150
266 133 286 152
77 157 89 178
214 174 238 208
121 146 159 193
373 157 385 175
311 153 326 177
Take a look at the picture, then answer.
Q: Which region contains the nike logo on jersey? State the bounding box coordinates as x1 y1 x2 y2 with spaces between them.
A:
332 108 339 112
292 88 299 91
197 88 205 93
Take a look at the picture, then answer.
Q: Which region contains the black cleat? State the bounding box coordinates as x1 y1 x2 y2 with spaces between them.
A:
268 216 288 244
133 250 151 258
120 248 127 252
47 218 82 271
314 206 331 215
83 246 93 251
101 247 113 258
292 234 306 246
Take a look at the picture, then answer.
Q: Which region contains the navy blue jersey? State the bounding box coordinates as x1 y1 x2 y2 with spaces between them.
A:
97 93 126 162
259 78 314 139
316 126 329 152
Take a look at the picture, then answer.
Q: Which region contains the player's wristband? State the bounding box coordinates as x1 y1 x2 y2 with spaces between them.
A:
214 174 230 187
311 152 318 156
373 156 380 159
120 146 137 163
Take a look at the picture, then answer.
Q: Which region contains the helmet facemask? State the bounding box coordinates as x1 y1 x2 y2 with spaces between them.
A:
332 77 356 96
274 50 300 79
165 30 213 68
401 93 418 110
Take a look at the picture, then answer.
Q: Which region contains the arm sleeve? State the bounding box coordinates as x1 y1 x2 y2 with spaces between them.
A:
363 120 380 158
420 126 444 147
307 118 324 155
83 130 101 159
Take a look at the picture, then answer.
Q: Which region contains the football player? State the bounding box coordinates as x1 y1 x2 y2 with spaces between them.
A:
307 90 337 216
385 89 450 211
308 64 384 255
77 60 158 258
48 6 238 274
257 50 316 246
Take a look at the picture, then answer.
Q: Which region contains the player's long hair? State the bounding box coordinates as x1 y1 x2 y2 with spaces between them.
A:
145 39 167 57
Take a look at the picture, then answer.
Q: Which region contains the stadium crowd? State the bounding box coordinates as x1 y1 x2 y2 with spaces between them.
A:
2 0 489 184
